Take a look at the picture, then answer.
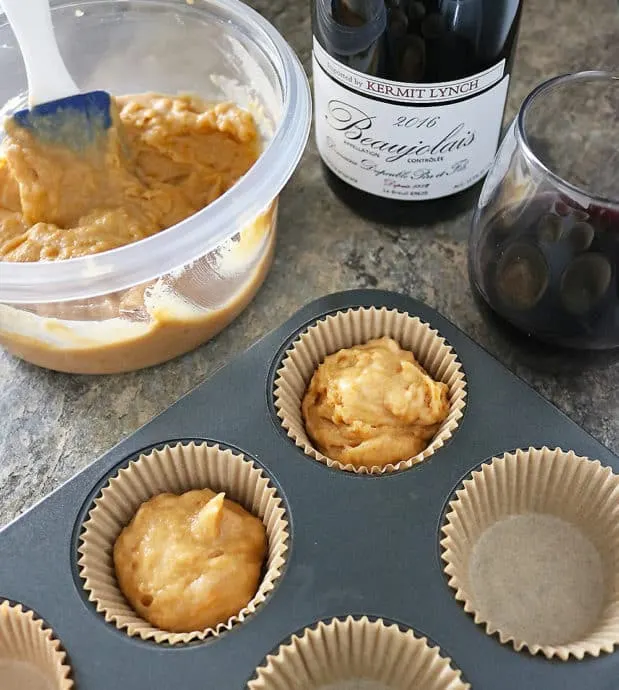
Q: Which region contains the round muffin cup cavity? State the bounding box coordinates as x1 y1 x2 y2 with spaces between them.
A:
248 615 470 689
273 306 467 474
0 601 73 689
441 447 619 660
78 441 289 644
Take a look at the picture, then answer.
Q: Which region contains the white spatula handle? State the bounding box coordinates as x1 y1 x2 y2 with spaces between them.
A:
0 0 79 106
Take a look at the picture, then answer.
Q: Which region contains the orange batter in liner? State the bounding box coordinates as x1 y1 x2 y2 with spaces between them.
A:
302 337 450 468
114 489 267 633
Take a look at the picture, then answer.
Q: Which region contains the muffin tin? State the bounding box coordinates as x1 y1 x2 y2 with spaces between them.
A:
0 288 618 689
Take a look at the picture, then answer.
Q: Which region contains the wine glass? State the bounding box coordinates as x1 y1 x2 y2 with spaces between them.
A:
469 70 619 349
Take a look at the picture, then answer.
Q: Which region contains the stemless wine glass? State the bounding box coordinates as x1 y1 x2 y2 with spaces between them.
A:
469 70 619 349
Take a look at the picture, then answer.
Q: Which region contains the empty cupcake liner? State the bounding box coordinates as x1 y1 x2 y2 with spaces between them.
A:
0 601 73 689
273 306 467 474
248 615 470 689
78 441 289 644
441 447 619 660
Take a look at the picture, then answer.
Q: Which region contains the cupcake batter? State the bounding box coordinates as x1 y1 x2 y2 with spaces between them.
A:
302 337 450 468
0 93 260 261
114 489 267 633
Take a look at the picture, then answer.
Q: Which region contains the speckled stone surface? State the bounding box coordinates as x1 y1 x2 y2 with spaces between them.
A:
0 0 618 527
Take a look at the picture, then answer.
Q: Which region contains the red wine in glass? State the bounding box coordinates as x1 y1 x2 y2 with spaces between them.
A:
472 192 619 349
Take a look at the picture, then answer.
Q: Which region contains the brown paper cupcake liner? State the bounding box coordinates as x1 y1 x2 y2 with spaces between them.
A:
77 441 289 644
0 601 73 689
273 306 467 474
248 615 470 689
441 447 619 660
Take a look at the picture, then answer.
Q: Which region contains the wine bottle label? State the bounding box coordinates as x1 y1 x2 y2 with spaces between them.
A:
312 37 510 201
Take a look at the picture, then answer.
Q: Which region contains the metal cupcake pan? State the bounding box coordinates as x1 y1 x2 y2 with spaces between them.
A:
0 289 617 689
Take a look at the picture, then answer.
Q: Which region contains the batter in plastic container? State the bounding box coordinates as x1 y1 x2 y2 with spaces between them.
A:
0 93 275 374
0 93 260 261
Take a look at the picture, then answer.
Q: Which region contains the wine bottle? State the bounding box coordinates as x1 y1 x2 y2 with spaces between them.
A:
311 0 523 225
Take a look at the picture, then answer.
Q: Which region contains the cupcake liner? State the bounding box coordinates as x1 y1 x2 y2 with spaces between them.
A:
78 441 289 644
273 307 467 474
0 601 73 689
248 616 470 689
441 447 619 660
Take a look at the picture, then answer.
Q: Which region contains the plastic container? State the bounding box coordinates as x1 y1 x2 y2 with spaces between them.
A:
0 0 311 374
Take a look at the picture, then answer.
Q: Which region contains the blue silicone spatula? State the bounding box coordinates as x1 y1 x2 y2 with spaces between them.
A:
0 0 113 151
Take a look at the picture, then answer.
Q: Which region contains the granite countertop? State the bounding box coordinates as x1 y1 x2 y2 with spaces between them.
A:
0 0 617 527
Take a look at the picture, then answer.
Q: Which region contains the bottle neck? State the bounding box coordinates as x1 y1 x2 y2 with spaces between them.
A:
315 0 387 57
